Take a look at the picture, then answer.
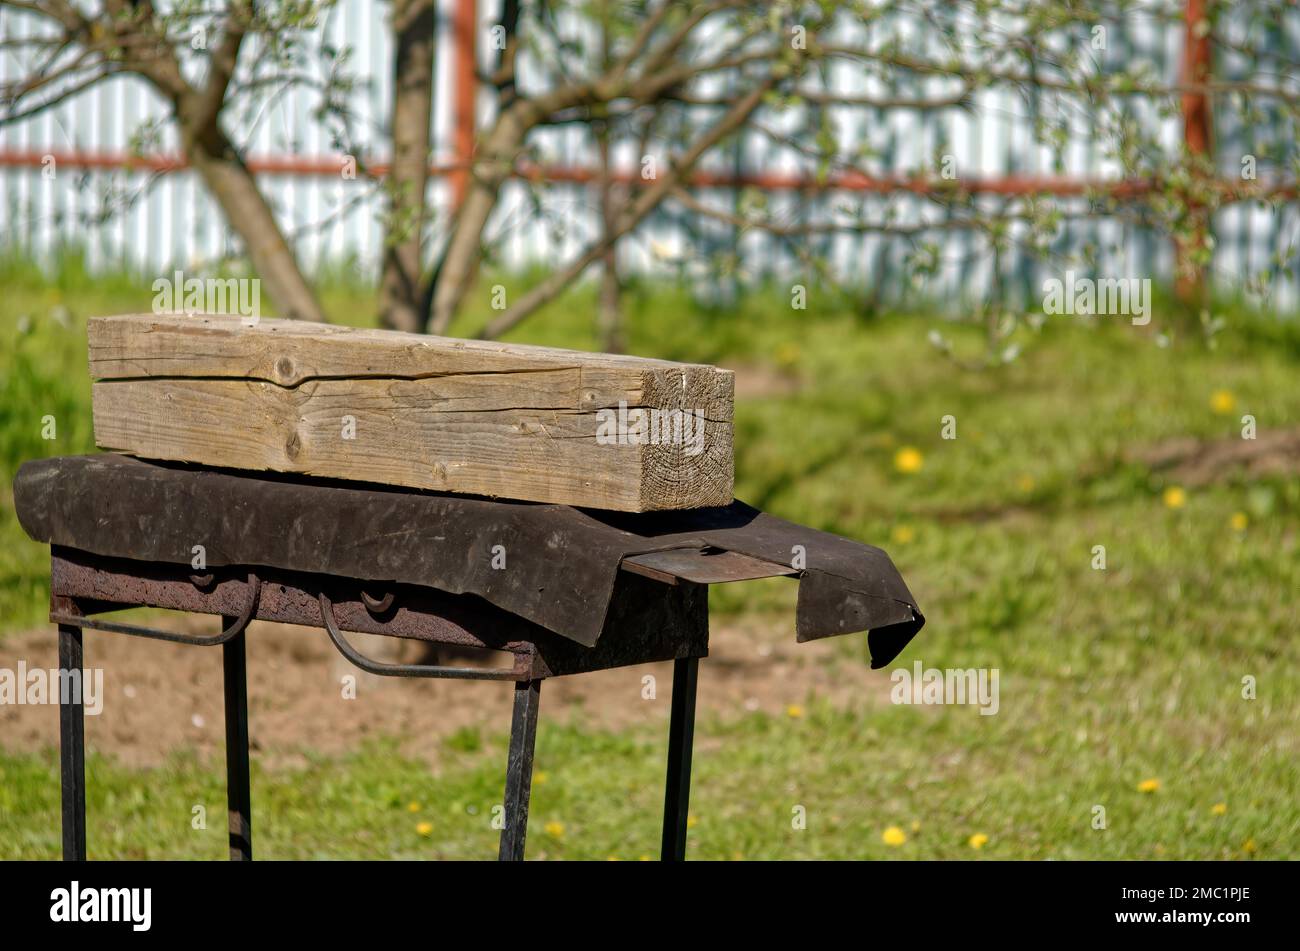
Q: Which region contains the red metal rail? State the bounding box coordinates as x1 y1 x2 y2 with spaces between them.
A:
0 147 1157 196
5 147 1290 201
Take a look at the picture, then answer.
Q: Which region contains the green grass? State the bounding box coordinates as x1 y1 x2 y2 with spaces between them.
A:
1 250 1297 859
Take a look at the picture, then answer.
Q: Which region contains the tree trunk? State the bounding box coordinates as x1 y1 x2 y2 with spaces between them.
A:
597 242 624 351
380 0 437 332
595 18 624 352
186 130 326 323
426 107 535 333
596 119 624 352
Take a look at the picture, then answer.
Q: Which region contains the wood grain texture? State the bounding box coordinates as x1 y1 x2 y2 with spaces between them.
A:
88 313 734 511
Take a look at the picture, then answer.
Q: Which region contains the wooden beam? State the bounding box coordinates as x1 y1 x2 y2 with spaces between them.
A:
88 314 734 512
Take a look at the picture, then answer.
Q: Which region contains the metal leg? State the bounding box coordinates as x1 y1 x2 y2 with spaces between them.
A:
498 679 541 861
661 656 699 861
57 624 86 861
222 622 252 860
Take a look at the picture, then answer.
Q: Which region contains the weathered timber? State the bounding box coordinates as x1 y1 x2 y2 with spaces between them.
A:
88 313 734 511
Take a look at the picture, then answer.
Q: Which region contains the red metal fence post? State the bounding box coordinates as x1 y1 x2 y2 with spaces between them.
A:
1178 0 1214 307
450 0 478 213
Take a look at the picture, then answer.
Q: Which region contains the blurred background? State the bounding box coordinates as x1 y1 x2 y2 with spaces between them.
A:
0 0 1297 859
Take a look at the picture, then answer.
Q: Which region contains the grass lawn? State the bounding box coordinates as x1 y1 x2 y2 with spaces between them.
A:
1 253 1297 859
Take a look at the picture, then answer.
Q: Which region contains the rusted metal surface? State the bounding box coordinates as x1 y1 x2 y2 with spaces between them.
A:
51 545 539 646
318 589 529 681
622 547 798 585
50 571 262 646
49 547 708 679
18 455 923 664
360 590 395 615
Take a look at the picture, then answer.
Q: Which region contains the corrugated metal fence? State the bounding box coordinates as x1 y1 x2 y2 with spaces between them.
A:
1 1 1297 311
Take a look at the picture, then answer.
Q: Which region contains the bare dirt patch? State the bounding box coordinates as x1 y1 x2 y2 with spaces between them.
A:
1126 424 1300 485
0 612 889 769
729 363 802 400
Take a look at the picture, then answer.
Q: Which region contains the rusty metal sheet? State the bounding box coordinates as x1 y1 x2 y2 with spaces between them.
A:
49 547 708 679
622 547 798 584
14 454 923 666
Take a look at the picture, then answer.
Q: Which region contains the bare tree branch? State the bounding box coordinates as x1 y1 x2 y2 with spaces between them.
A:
480 75 776 338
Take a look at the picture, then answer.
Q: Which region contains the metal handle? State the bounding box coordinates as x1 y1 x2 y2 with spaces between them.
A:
360 590 395 614
317 591 524 681
50 573 263 646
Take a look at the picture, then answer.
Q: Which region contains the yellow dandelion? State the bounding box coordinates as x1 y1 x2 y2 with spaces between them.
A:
786 704 805 719
638 854 652 861
1016 474 1036 493
407 801 421 813
415 821 433 837
1242 838 1257 855
606 855 620 861
1230 512 1248 532
1211 803 1227 816
774 341 801 367
894 447 924 474
882 826 907 847
910 820 921 833
544 820 565 838
968 833 990 850
533 771 548 786
1210 389 1236 415
1162 486 1186 509
891 524 916 545
686 814 699 829
1138 778 1161 793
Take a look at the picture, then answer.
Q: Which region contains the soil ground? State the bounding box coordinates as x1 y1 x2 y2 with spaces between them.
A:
0 613 887 769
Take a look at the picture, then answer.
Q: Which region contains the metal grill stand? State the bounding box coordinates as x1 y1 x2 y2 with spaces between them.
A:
48 550 704 862
17 455 923 863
